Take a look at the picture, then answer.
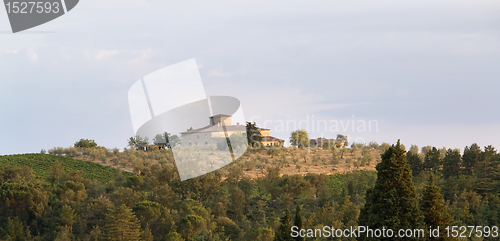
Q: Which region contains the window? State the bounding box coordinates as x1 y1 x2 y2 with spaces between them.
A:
205 142 208 145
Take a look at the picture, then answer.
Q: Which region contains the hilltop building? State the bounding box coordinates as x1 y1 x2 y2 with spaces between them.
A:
180 114 283 147
259 128 284 146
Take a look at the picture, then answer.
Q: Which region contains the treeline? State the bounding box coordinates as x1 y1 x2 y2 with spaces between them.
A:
0 147 376 241
2 141 500 240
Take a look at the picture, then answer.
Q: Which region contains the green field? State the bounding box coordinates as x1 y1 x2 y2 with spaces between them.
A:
0 153 134 183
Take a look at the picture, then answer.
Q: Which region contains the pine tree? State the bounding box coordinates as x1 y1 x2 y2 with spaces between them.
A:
59 204 76 230
4 217 25 241
165 231 184 241
475 145 500 196
424 147 441 171
54 226 72 241
442 149 461 179
406 151 423 176
274 209 293 241
100 204 142 241
420 174 452 241
141 223 153 241
462 143 481 175
366 140 425 240
293 205 304 241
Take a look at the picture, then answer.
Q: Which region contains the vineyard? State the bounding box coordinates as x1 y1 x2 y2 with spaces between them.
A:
0 153 134 183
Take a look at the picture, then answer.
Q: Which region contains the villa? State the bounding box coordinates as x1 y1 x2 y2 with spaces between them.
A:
180 114 283 147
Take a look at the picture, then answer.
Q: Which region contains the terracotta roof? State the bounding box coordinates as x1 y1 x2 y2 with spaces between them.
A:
262 136 283 142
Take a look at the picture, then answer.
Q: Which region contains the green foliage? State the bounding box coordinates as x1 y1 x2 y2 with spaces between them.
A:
74 139 98 148
337 134 348 147
59 204 76 227
424 147 441 171
293 205 304 241
442 148 461 179
462 143 481 175
407 151 423 176
3 217 26 241
101 204 142 241
128 135 149 148
290 130 309 148
365 140 424 240
3 140 500 240
274 209 292 241
153 132 171 145
132 200 162 225
165 231 184 241
420 174 452 241
246 122 263 148
0 154 134 183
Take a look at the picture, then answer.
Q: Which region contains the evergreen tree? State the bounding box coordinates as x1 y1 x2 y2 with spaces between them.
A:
141 224 153 241
424 147 441 171
246 122 263 148
366 140 425 240
59 204 76 229
442 149 461 179
54 227 72 241
293 205 304 241
462 143 481 175
420 174 452 241
274 209 293 241
165 231 184 241
358 188 372 241
100 204 142 241
406 151 423 176
475 145 500 196
4 217 25 241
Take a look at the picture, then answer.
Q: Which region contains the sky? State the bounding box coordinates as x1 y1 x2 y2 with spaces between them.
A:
0 0 499 155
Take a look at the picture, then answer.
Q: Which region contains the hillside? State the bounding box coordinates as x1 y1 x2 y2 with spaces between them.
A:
0 153 134 183
50 145 381 178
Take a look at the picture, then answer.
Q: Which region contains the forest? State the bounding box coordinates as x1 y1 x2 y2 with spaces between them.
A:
1 138 500 240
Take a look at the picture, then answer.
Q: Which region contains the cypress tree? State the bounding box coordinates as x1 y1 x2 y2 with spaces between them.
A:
420 174 452 241
293 205 304 241
366 140 425 240
274 209 293 241
358 188 372 241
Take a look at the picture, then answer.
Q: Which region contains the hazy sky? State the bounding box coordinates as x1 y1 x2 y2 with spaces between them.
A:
1 0 499 155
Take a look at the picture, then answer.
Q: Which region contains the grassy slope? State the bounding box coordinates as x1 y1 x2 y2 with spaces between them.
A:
0 153 134 183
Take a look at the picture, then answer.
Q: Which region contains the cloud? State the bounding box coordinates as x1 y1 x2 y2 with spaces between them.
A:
95 50 121 60
208 69 233 77
27 49 37 61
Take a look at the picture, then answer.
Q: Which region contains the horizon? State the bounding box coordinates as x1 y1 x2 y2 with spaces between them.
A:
1 0 499 155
